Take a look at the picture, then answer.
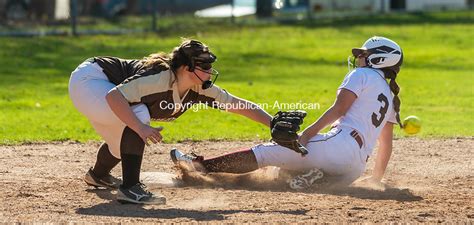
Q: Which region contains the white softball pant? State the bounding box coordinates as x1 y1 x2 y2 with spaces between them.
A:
68 59 150 159
252 126 370 184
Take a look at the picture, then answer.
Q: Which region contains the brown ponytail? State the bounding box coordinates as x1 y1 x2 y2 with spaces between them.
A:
141 52 171 70
382 67 403 128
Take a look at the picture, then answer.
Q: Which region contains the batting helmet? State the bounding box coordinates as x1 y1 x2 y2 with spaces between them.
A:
352 36 403 69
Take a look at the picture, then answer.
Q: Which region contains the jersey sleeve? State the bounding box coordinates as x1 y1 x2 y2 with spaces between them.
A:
387 110 398 124
338 69 367 97
197 85 235 109
114 73 164 103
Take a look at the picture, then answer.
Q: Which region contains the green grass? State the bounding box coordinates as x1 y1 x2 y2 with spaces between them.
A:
0 11 473 144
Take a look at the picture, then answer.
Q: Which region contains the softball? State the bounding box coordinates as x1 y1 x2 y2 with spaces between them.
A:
402 115 421 135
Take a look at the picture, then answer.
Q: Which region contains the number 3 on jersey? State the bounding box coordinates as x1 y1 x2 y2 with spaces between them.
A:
372 93 389 128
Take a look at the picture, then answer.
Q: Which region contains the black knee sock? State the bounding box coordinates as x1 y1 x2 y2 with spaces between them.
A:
120 126 145 189
92 142 120 178
201 149 259 173
120 153 143 188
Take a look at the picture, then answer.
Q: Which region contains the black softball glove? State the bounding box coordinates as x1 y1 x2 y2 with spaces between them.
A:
270 110 308 156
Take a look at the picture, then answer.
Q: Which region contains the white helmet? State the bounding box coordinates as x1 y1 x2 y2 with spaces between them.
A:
352 36 403 69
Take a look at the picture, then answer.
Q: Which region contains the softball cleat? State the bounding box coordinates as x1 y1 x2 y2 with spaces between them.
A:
287 168 324 190
170 148 204 171
117 183 166 205
84 167 121 189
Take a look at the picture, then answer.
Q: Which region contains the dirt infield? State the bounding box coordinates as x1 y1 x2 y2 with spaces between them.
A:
1 138 473 223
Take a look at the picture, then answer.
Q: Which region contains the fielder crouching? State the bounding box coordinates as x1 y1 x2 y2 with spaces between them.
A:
68 39 272 205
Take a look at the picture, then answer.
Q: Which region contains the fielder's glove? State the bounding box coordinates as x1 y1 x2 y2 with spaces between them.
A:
271 110 307 128
270 110 309 156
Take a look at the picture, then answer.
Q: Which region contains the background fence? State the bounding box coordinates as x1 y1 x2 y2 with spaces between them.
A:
0 0 472 37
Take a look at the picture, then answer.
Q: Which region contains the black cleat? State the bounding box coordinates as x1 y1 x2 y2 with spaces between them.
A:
84 167 121 189
117 183 166 205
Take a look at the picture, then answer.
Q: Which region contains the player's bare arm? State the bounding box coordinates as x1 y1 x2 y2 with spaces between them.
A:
299 88 357 145
106 88 163 144
372 122 394 182
226 96 272 127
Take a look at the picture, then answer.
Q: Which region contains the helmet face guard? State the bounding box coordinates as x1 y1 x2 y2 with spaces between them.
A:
347 55 357 71
193 63 219 89
347 51 370 71
179 40 219 89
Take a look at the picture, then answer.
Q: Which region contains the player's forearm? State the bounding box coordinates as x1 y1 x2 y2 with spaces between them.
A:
227 99 272 127
248 106 272 127
229 104 271 127
302 90 356 138
106 89 145 132
372 141 392 181
372 124 394 181
302 106 342 138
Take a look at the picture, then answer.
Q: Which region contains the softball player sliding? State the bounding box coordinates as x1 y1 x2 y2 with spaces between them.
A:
69 39 272 204
171 36 404 188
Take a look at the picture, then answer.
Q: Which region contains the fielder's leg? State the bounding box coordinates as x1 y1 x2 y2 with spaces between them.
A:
92 142 120 177
117 127 166 205
119 127 145 189
84 142 122 189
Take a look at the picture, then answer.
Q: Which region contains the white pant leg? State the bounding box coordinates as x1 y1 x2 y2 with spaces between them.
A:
306 128 367 183
89 104 150 159
252 128 367 184
252 142 317 171
68 60 150 158
69 60 121 124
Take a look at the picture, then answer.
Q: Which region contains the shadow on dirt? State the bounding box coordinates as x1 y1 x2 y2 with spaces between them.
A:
76 203 308 220
173 181 423 202
314 186 423 202
85 188 116 200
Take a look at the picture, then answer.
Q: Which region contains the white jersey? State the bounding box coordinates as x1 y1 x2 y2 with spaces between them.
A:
336 68 397 154
251 67 397 183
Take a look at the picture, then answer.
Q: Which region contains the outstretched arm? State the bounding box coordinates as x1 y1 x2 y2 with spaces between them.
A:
299 89 357 145
226 96 272 127
372 122 394 181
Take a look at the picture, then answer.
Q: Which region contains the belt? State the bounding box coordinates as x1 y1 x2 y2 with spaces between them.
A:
350 130 363 149
350 129 369 162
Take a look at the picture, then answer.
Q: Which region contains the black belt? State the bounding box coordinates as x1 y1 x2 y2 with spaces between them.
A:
350 130 369 162
350 130 363 148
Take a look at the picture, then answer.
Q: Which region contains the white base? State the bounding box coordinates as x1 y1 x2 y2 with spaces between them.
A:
140 172 182 188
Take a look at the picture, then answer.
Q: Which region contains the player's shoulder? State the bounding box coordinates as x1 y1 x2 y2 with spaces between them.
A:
123 68 172 87
155 70 174 87
341 68 369 85
350 68 387 82
351 67 378 76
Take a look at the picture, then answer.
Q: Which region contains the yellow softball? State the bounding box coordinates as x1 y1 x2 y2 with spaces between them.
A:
403 116 421 135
